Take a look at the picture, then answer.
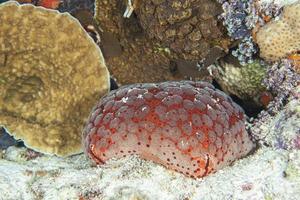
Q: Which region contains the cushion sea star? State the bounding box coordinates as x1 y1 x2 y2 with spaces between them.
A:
83 81 254 178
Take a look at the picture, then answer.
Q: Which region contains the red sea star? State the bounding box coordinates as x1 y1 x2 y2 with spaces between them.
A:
83 81 254 178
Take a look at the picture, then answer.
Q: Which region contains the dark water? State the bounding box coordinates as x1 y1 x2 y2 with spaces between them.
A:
0 127 19 149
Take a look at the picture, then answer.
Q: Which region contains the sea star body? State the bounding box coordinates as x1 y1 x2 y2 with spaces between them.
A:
83 81 254 178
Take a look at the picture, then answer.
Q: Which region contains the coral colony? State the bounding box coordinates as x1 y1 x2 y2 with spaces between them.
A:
83 81 254 178
250 60 300 150
263 60 300 114
136 0 227 61
0 1 299 197
256 2 300 61
217 0 257 40
217 0 258 65
231 37 258 65
0 2 109 156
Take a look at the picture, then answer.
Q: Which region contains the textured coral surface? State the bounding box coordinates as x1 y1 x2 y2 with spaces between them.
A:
256 2 300 61
94 0 178 85
136 0 228 60
213 59 267 106
0 2 110 156
83 81 254 178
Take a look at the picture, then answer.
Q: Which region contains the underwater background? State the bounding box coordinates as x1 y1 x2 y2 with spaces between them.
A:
0 0 299 199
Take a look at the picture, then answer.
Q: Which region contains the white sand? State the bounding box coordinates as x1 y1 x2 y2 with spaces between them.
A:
0 146 299 200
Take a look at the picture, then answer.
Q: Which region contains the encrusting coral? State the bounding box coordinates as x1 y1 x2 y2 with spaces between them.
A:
0 2 110 156
250 60 300 150
136 0 230 61
251 86 300 150
83 81 255 178
256 1 300 61
217 0 258 65
217 0 257 40
94 0 179 85
211 58 268 107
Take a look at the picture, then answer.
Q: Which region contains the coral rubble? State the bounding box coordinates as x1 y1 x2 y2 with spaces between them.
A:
0 2 110 156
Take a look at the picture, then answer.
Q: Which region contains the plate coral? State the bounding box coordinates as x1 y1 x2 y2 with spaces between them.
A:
0 1 110 156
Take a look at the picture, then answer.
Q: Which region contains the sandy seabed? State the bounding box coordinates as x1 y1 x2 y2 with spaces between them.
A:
0 145 299 200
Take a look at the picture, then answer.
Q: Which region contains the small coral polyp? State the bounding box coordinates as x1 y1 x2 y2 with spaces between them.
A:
83 81 254 178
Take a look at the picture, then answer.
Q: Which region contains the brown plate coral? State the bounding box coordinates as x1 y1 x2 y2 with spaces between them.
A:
0 2 110 156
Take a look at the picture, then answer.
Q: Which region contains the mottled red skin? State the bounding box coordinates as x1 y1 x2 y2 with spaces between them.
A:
38 0 60 9
83 81 254 178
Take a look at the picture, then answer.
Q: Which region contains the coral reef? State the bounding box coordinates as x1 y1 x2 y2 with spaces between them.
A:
250 60 300 150
94 0 179 85
211 58 267 107
136 0 230 61
217 0 257 40
83 81 254 178
256 1 300 61
231 37 258 65
251 92 300 150
256 0 300 19
0 0 299 199
263 60 299 114
217 0 259 65
0 2 110 156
